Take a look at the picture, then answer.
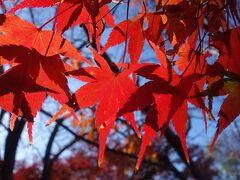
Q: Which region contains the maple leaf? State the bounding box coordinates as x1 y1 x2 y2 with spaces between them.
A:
0 45 71 142
54 0 113 31
101 17 145 64
206 0 240 33
70 49 140 165
207 27 240 151
142 2 203 47
119 64 208 169
102 2 201 63
175 42 212 77
211 27 240 76
144 13 165 46
210 81 240 145
101 13 167 64
0 13 88 63
0 14 85 140
163 1 201 45
9 0 114 44
101 11 180 65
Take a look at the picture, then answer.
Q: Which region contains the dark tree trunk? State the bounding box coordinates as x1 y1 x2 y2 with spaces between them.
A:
0 119 25 180
41 119 62 180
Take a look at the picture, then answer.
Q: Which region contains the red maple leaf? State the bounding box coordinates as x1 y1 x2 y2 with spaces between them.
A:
0 14 84 142
101 17 145 64
0 45 71 142
9 0 114 45
69 49 140 165
208 27 240 152
119 63 208 169
0 14 88 63
101 1 203 64
101 13 166 64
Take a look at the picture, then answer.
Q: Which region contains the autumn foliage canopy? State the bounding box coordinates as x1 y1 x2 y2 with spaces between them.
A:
0 0 239 170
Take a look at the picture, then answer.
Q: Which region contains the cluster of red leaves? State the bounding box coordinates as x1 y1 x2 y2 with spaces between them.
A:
0 0 239 169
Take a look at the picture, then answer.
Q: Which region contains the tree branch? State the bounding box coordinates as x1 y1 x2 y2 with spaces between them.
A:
0 118 25 180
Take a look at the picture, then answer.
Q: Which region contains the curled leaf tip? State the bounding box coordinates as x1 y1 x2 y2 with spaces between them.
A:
137 132 142 139
98 159 103 167
9 114 17 131
209 133 218 156
10 123 15 131
99 124 105 130
135 164 140 171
